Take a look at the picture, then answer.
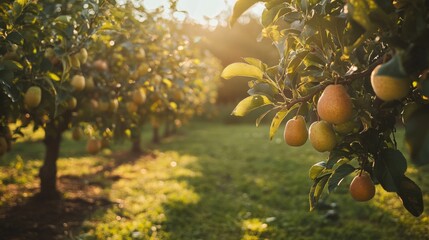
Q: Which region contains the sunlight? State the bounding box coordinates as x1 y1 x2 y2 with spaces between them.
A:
142 0 264 26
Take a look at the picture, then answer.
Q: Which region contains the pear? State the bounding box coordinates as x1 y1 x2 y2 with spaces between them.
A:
86 137 101 155
371 65 410 101
333 119 361 135
309 121 336 152
133 89 147 105
67 97 77 110
85 76 95 90
284 115 308 146
349 172 376 202
70 54 81 69
317 85 353 124
71 75 85 91
78 48 88 64
24 86 42 108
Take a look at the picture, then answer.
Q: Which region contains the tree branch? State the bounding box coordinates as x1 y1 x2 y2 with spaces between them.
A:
285 54 390 109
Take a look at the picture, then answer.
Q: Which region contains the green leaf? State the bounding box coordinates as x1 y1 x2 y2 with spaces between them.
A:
243 57 265 69
309 161 327 181
2 60 23 71
376 54 408 79
230 0 261 27
327 163 355 193
12 0 28 18
309 174 330 211
255 108 274 127
374 148 407 192
397 176 424 217
46 72 61 81
6 31 24 45
231 95 273 117
0 79 19 102
221 62 264 80
269 108 288 140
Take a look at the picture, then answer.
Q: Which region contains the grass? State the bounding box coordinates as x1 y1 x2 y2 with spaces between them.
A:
1 122 429 239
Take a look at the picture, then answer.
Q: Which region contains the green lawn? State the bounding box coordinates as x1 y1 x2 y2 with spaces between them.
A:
1 122 429 239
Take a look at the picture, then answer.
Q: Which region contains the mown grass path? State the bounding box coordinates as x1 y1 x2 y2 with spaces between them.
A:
0 123 428 239
78 123 429 240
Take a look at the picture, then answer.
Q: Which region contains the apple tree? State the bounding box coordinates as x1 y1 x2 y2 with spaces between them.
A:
225 0 429 216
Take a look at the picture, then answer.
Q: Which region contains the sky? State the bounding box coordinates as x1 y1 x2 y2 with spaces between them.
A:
141 0 264 27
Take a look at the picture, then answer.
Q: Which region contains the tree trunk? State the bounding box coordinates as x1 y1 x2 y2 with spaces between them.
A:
131 136 142 153
152 127 160 144
163 121 171 137
38 111 71 199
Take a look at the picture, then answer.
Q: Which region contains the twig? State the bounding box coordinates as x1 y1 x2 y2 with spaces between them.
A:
285 54 390 109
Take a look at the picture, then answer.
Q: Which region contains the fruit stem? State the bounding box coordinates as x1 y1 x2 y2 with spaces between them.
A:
295 103 304 118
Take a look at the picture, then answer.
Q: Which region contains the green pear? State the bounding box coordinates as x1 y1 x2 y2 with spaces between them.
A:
309 121 336 152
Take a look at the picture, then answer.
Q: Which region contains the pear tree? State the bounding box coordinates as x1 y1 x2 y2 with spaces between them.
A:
225 0 429 216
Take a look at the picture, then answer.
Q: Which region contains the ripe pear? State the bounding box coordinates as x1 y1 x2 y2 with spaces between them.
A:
24 86 42 109
284 115 308 146
67 97 77 110
309 121 336 152
349 172 376 202
78 48 88 64
86 138 101 155
109 99 119 112
85 76 95 90
371 65 410 101
71 75 85 91
70 54 81 69
133 89 146 105
126 102 138 113
317 85 353 124
93 59 108 71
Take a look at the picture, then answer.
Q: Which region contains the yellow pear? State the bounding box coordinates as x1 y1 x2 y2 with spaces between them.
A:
309 121 337 152
24 86 42 108
349 172 376 202
133 89 146 105
317 85 353 124
284 115 308 146
67 97 77 110
85 76 95 90
371 65 410 101
70 54 80 69
78 48 88 64
71 75 85 91
109 99 119 112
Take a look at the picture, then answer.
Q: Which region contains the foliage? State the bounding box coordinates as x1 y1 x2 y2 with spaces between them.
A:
0 0 221 197
226 0 429 216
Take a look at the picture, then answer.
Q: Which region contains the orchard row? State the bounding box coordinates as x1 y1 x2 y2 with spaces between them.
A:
0 0 221 198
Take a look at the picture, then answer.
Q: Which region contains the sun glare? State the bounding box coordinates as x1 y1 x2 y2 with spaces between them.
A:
142 0 264 27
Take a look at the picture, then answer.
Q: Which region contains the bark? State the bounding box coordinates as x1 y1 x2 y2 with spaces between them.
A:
163 121 172 137
38 111 71 199
152 127 160 144
131 136 142 153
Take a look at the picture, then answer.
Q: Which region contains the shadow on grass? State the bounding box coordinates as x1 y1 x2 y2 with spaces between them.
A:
155 123 429 240
0 150 148 240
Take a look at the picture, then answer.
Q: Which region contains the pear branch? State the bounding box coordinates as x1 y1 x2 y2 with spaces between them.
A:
285 55 389 109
